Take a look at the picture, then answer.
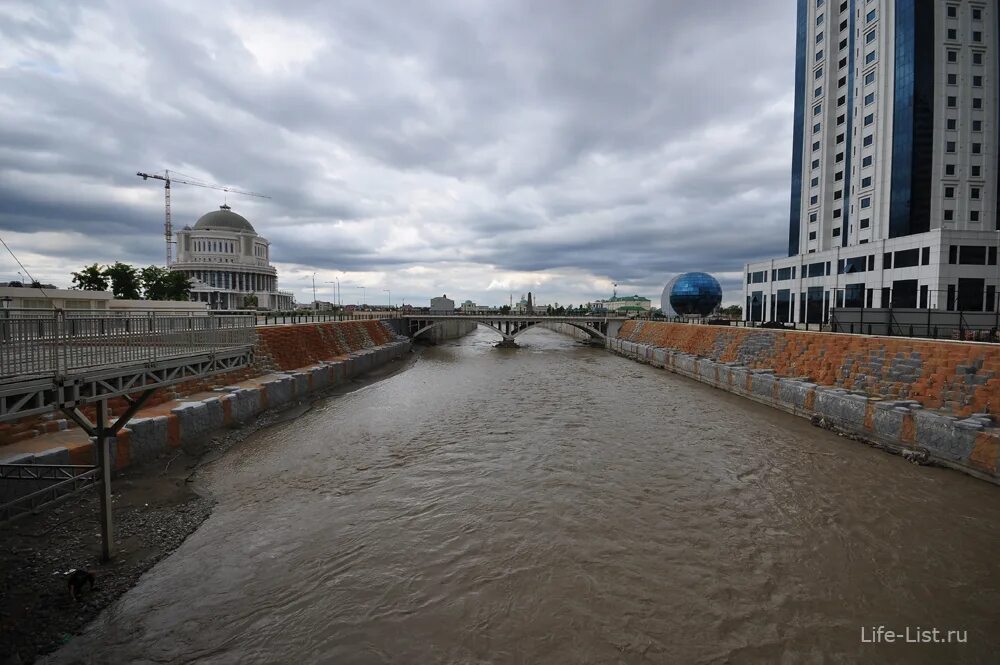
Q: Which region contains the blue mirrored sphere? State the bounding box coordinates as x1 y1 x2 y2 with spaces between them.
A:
669 272 722 317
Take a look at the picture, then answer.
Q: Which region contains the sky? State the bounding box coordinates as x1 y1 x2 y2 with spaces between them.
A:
0 0 796 309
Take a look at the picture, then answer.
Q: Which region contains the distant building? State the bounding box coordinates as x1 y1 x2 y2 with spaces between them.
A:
430 294 455 312
589 294 651 313
172 205 295 311
0 286 208 313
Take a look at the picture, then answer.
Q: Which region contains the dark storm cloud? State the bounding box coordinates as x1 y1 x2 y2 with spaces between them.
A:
0 0 796 304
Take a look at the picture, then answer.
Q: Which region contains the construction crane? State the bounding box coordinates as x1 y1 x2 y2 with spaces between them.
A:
136 170 270 266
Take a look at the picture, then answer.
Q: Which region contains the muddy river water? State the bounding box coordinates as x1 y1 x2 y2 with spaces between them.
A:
49 327 1000 663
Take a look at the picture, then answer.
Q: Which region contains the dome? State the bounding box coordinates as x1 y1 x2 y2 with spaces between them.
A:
193 204 256 233
668 272 722 317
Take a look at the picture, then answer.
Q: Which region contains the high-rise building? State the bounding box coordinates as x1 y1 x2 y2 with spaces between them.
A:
744 0 999 324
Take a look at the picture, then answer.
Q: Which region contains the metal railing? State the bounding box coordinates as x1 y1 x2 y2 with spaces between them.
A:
0 309 257 381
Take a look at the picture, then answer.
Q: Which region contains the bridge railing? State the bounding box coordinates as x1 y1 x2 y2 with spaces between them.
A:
0 310 257 381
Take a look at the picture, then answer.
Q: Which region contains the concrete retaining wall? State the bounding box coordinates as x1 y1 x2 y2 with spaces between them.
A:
607 330 1000 484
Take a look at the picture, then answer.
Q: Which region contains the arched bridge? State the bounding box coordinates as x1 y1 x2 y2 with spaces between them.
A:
401 314 627 346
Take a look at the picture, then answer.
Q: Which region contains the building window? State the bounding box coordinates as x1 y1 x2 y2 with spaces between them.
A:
973 52 983 65
944 209 954 221
971 165 981 177
971 187 980 199
816 49 825 62
973 75 983 87
810 195 819 205
813 140 821 151
835 170 844 181
949 246 958 264
972 143 982 154
816 13 825 25
816 31 824 43
863 135 873 147
864 113 874 126
815 86 823 98
970 210 980 222
947 5 957 18
947 73 958 85
921 247 930 265
815 67 824 79
865 30 876 43
864 92 875 105
813 122 822 133
809 231 817 240
945 186 955 198
947 96 957 108
814 104 822 115
836 132 845 144
811 177 819 187
946 141 956 153
973 98 983 109
866 9 876 22
947 28 958 40
860 217 870 229
947 50 958 63
945 164 956 176
860 196 871 209
833 209 842 218
972 31 982 42
837 94 846 106
834 190 843 200
810 212 818 222
972 7 982 20
947 118 957 130
837 113 846 125
864 71 875 85
833 227 841 236
865 50 876 64
862 155 873 167
972 120 982 131
862 176 872 187
812 158 820 169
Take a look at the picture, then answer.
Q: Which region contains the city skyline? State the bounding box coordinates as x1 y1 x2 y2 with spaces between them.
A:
1 1 798 308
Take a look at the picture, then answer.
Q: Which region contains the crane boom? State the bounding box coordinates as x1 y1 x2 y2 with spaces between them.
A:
137 170 270 266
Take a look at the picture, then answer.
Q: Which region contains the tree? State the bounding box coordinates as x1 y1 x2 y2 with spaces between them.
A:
719 304 743 320
499 304 511 314
104 262 142 299
71 264 109 291
140 266 168 300
163 271 193 301
242 293 259 309
140 266 192 301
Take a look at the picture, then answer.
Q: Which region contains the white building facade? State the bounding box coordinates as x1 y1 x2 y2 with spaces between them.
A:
172 205 294 311
745 0 999 323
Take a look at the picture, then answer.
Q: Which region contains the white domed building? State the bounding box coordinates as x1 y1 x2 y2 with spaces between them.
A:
171 205 295 310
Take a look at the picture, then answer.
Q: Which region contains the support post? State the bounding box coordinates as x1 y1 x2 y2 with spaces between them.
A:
95 399 114 561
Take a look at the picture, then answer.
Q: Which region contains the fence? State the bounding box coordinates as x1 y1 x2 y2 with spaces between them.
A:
831 307 1000 342
0 309 257 381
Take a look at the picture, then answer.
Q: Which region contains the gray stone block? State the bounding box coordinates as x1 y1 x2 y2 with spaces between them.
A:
913 410 978 462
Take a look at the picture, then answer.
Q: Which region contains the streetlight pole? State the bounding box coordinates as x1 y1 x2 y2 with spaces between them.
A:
311 272 317 310
383 288 391 308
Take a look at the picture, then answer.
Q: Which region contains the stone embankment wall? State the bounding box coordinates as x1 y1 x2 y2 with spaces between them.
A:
610 321 1000 484
0 321 411 476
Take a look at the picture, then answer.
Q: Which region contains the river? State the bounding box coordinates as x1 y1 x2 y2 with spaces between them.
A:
48 327 1000 664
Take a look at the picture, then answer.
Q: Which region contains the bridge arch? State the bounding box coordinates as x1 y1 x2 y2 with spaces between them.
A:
408 317 607 344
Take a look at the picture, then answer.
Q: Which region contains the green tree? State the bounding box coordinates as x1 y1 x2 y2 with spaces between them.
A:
104 262 141 299
499 304 511 314
719 304 743 320
140 266 168 300
163 271 193 301
71 264 109 291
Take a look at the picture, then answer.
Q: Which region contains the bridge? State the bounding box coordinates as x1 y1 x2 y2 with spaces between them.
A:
400 314 628 346
0 309 256 558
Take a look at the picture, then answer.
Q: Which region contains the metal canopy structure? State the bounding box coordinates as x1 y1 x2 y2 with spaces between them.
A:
0 309 256 559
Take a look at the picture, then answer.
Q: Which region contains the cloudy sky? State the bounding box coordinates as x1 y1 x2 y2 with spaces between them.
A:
0 0 795 308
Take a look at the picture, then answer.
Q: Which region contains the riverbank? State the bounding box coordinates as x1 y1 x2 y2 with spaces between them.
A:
0 346 418 664
610 321 1000 484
